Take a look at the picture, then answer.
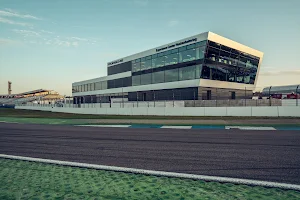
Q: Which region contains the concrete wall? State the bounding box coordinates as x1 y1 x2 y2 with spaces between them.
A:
15 105 300 117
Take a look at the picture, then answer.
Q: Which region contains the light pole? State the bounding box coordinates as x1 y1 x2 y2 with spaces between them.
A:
268 86 272 106
296 85 299 106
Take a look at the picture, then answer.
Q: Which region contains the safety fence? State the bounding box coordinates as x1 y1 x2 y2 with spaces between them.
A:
17 98 300 108
15 105 300 117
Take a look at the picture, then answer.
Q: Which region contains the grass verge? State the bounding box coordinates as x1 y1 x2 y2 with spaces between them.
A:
1 158 299 200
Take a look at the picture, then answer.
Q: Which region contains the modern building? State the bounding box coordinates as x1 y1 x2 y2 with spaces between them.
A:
72 31 263 104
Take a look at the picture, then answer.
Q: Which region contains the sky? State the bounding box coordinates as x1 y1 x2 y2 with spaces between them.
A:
0 0 299 96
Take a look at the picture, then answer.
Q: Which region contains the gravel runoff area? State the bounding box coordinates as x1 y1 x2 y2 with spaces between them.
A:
1 158 300 200
0 108 300 126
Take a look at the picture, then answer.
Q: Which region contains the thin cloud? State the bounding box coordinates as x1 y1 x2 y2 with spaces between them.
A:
168 20 179 27
69 36 88 42
52 38 79 47
72 41 78 47
260 70 300 76
0 8 41 20
0 17 29 26
12 29 41 37
40 30 54 34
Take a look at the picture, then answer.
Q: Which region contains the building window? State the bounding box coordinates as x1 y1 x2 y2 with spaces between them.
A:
201 65 211 79
195 64 202 78
141 73 152 85
132 61 141 72
179 48 197 63
153 56 165 68
196 40 207 47
179 66 196 81
165 68 179 82
144 59 152 70
95 82 101 90
206 47 220 62
207 90 212 100
164 53 178 66
231 91 236 99
196 46 206 60
102 81 107 90
132 75 141 86
152 71 165 84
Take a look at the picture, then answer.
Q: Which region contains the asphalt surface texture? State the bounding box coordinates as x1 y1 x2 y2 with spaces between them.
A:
0 123 300 185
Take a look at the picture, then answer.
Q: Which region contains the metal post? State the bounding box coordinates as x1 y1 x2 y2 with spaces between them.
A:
100 95 102 108
245 87 247 107
137 91 139 107
193 90 196 107
216 88 218 107
109 94 111 108
269 86 272 106
92 95 94 108
122 87 124 108
172 90 174 107
83 96 85 108
153 90 156 107
296 85 299 106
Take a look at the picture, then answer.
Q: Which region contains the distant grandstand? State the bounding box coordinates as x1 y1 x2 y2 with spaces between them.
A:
0 89 64 106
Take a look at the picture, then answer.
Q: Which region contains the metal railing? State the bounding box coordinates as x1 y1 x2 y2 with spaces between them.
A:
12 85 300 108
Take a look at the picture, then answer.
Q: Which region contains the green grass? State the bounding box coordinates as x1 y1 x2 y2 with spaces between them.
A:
1 158 299 200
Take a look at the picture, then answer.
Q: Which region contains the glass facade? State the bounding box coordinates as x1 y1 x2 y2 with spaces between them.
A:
129 39 259 87
152 71 165 84
108 61 131 75
73 80 108 93
128 87 198 101
73 38 260 95
203 41 259 84
133 41 206 74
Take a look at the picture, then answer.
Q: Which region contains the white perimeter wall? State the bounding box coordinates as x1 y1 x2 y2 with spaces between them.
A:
15 106 300 117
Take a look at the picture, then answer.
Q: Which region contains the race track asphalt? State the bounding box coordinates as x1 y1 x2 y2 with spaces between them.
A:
0 123 299 184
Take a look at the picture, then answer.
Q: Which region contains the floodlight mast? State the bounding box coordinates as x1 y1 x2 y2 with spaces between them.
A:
8 81 12 95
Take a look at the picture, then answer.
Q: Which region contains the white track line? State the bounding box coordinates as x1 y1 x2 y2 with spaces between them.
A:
0 154 299 191
0 121 19 124
76 125 131 128
225 126 276 130
161 126 192 129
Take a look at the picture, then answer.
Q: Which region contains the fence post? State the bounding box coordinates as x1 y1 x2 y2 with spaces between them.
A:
137 91 139 107
153 90 156 107
245 87 247 107
216 88 218 107
172 90 174 107
296 85 299 106
109 94 111 108
100 95 102 108
193 90 196 107
90 95 92 108
122 87 124 108
269 86 272 106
